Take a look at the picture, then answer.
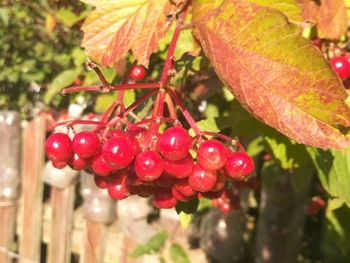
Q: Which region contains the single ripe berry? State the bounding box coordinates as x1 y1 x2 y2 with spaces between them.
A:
330 56 350 80
171 187 189 202
72 131 100 159
102 137 135 169
158 127 192 161
164 154 194 179
110 130 141 155
91 153 115 177
197 140 229 171
130 65 146 81
188 164 217 192
107 174 129 200
225 152 254 179
52 160 67 169
174 178 197 197
45 133 73 162
152 189 177 209
69 154 89 170
134 151 164 181
126 126 148 149
94 176 110 189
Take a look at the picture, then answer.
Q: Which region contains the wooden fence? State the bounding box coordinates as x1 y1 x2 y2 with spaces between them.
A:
0 113 204 263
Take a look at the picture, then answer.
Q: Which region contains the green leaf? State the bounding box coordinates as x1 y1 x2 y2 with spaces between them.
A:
94 92 117 113
56 8 81 27
44 68 82 104
123 89 136 107
192 0 350 149
308 147 350 207
178 212 192 228
129 231 169 258
169 244 190 263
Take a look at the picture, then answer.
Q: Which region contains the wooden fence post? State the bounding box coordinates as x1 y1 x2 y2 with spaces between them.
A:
0 111 21 263
19 116 46 263
47 185 75 263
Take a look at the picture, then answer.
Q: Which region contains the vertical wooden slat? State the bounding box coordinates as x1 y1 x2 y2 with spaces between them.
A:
19 116 45 263
47 185 75 263
80 221 108 263
0 111 21 263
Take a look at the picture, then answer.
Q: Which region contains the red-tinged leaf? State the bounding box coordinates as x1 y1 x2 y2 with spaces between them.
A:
192 0 350 149
80 0 178 67
297 0 348 39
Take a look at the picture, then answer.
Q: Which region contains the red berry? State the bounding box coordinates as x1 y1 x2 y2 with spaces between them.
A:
72 131 100 159
109 129 126 138
197 140 228 171
219 202 233 214
126 126 148 149
152 189 177 209
52 160 67 169
134 151 164 181
225 152 254 179
330 56 350 80
94 176 110 189
69 154 89 170
107 174 129 200
102 137 135 169
157 172 176 187
91 153 115 177
188 164 217 192
211 170 226 192
200 188 225 199
174 178 197 197
74 78 81 85
158 127 192 161
110 130 141 155
172 187 189 202
164 154 194 179
45 133 73 162
130 65 146 81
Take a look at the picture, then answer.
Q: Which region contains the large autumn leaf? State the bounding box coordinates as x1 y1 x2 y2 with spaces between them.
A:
192 0 350 149
80 0 179 67
297 0 348 39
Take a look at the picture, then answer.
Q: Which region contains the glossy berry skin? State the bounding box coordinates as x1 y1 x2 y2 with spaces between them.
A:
152 189 177 209
188 164 217 192
102 137 135 169
110 130 141 155
126 126 148 149
107 175 129 200
134 151 164 181
330 56 350 80
91 153 115 177
172 187 189 202
52 160 67 169
174 178 197 197
211 171 226 192
69 154 89 170
130 65 146 81
72 131 100 159
225 152 254 179
45 133 73 162
158 127 192 161
197 140 229 171
94 176 110 189
164 154 194 179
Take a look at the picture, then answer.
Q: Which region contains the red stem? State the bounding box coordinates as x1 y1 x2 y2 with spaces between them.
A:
53 120 107 129
167 89 201 135
60 83 160 95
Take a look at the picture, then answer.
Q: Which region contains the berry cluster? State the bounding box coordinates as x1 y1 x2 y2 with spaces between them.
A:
45 124 255 210
44 13 256 212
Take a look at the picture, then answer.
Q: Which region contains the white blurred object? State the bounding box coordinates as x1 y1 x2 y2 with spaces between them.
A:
80 171 116 224
43 161 78 188
117 196 156 243
68 103 85 119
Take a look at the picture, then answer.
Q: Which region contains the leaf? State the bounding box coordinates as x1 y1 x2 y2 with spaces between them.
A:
80 0 177 67
44 68 82 104
298 0 348 39
249 0 304 22
192 0 350 149
56 8 80 27
129 231 169 258
169 244 190 263
308 147 350 207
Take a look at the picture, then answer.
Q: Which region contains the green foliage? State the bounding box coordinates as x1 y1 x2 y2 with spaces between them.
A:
129 231 169 258
169 244 190 263
309 148 350 207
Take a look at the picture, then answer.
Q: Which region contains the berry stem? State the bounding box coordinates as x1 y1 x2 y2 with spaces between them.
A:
53 120 107 129
159 8 187 86
167 89 201 135
60 83 160 95
86 61 111 89
165 93 178 120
